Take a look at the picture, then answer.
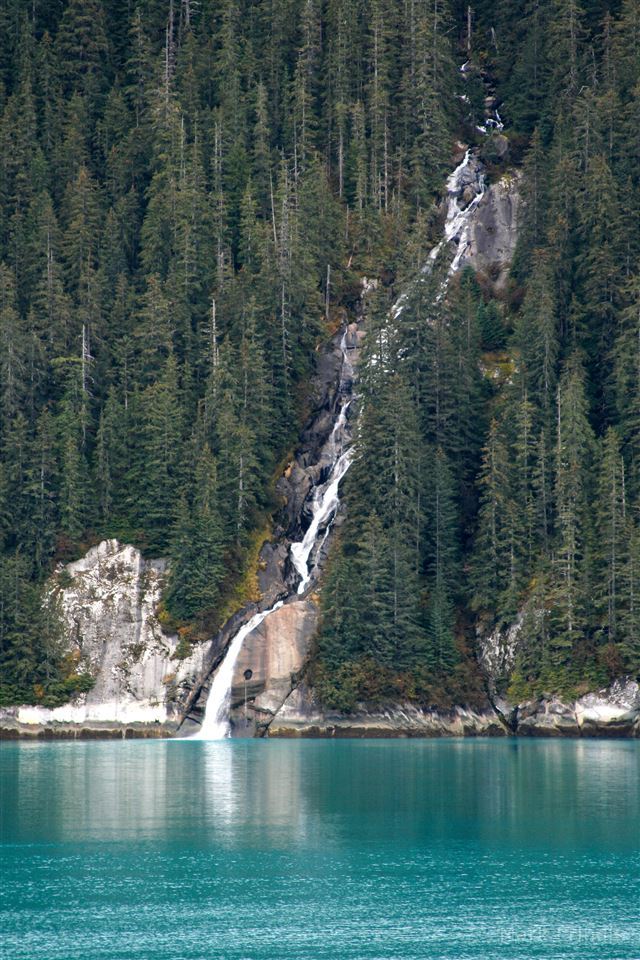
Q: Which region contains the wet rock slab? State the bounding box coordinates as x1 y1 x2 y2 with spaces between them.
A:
460 171 520 291
0 712 177 739
228 600 318 737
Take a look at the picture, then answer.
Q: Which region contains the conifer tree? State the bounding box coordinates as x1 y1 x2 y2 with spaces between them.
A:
613 273 640 497
471 417 520 621
133 353 184 549
165 444 225 620
515 251 559 426
594 428 628 647
549 355 595 674
55 0 111 105
55 362 91 542
0 263 26 429
425 447 459 672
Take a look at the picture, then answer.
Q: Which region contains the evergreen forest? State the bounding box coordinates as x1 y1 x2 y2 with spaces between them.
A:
0 0 639 709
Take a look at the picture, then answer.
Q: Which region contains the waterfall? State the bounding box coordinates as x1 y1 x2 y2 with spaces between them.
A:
290 441 353 595
194 603 283 740
290 327 354 593
391 149 486 321
290 330 356 592
192 74 499 740
193 331 355 739
443 150 486 276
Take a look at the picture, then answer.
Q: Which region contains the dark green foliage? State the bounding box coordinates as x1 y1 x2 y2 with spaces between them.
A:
1 0 639 707
0 0 459 701
317 0 640 706
165 447 225 621
0 552 91 706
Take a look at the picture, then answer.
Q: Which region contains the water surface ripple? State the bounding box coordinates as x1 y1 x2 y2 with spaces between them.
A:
1 739 638 960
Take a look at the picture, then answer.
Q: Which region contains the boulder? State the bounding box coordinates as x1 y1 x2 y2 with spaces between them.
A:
513 681 640 737
479 132 509 163
516 697 580 737
575 680 640 737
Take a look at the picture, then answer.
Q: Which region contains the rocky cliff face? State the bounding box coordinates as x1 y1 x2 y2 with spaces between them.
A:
476 618 640 737
228 599 319 737
0 539 203 735
460 171 520 291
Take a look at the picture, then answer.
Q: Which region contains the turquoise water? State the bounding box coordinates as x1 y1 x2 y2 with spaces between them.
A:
1 739 638 960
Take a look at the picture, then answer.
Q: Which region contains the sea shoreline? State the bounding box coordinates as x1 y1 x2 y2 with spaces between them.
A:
2 711 638 740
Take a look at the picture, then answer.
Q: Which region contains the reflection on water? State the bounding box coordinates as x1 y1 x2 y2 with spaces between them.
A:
1 740 639 960
201 740 314 847
2 739 638 851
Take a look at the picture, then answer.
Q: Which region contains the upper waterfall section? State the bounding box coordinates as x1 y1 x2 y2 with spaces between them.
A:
393 146 519 321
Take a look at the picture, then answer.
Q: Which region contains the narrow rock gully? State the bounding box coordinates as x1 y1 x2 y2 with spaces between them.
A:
177 315 363 738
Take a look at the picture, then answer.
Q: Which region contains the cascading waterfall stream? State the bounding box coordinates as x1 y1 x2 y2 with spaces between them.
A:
290 441 353 595
194 330 355 740
442 152 486 276
194 71 499 740
392 149 486 319
289 330 357 593
392 62 505 319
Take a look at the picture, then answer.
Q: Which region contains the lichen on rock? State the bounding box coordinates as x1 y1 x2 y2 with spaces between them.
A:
9 539 205 729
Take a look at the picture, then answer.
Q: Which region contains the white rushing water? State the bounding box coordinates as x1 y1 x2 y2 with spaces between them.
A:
290 441 353 595
443 150 486 276
194 602 283 739
289 329 355 591
195 331 355 739
392 148 486 320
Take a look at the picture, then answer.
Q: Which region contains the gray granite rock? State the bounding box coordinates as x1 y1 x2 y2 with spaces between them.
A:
460 172 520 290
575 680 640 737
268 684 505 738
497 680 640 738
3 539 205 731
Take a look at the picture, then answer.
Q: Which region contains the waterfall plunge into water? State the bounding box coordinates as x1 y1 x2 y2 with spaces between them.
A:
194 604 284 739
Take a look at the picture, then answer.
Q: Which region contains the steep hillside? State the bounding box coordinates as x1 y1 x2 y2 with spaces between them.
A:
0 0 639 732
